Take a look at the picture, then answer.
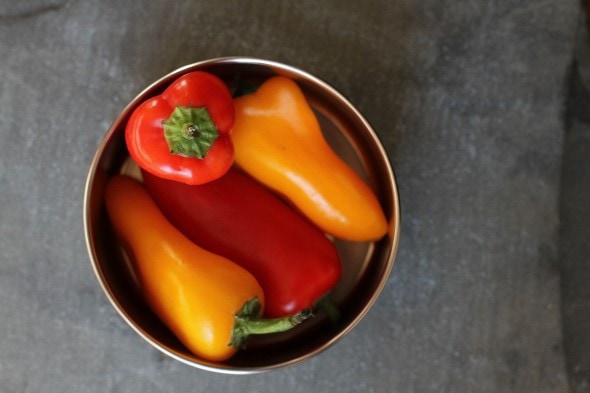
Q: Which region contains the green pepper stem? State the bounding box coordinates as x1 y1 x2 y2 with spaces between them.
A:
162 105 219 159
314 295 341 325
230 298 313 348
237 309 312 335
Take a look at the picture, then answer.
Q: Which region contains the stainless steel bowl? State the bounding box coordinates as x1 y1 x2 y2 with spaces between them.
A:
83 57 400 374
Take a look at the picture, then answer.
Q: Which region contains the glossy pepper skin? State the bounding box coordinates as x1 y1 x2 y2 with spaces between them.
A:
105 175 311 362
126 71 235 185
142 167 342 318
232 76 388 241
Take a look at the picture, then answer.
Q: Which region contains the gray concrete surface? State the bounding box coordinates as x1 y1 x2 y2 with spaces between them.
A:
561 9 590 392
0 1 586 392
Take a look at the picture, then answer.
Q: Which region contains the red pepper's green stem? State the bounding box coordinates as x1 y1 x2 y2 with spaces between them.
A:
162 106 219 159
230 297 313 348
314 295 341 325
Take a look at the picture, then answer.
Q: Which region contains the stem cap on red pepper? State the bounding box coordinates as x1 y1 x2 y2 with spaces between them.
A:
163 106 218 159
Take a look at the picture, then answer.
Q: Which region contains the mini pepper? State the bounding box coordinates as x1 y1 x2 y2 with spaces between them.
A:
231 76 388 241
125 71 235 185
142 167 342 318
105 175 311 362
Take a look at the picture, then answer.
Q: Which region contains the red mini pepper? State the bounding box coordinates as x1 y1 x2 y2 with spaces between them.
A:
126 71 235 185
142 167 342 318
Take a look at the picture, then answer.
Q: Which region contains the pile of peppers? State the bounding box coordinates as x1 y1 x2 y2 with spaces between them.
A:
106 71 388 362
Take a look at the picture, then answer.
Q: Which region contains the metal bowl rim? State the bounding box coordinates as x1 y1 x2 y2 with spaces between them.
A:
83 56 401 374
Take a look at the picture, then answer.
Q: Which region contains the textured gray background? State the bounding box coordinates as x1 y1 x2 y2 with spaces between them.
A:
0 0 588 392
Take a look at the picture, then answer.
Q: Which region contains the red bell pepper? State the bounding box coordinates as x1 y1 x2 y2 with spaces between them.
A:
126 71 235 185
142 167 342 318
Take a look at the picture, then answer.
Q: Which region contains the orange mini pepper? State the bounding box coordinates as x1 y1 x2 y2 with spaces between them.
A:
232 76 388 241
105 175 311 362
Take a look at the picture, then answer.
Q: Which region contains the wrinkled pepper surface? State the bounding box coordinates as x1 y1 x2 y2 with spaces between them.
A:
126 71 235 185
142 167 342 318
231 76 388 241
105 175 311 361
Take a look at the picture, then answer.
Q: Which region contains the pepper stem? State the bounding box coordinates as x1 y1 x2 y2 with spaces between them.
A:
230 297 313 348
162 105 219 159
314 295 341 325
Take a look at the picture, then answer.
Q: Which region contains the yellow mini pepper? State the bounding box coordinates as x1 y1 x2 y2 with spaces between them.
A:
105 175 311 362
232 76 388 241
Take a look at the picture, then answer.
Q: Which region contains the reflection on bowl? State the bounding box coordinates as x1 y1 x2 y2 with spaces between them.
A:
83 57 400 374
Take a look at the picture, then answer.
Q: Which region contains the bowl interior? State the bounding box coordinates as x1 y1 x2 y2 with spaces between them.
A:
84 58 400 373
